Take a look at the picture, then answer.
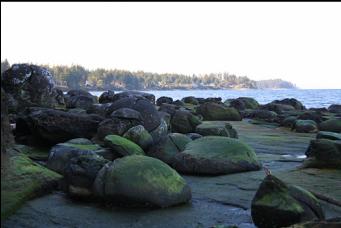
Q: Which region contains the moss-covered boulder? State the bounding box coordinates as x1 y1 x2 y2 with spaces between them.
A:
123 125 153 150
281 116 298 128
304 139 341 169
328 104 341 114
195 121 238 138
287 217 341 228
197 102 242 121
181 96 199 105
104 135 145 156
47 138 104 175
147 133 192 165
171 110 202 134
93 155 192 208
150 118 169 144
251 175 324 228
294 120 318 133
319 119 341 133
1 152 62 219
249 110 278 122
156 96 173 106
227 97 259 110
172 136 261 175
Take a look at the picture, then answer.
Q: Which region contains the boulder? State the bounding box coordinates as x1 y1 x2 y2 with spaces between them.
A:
65 154 109 197
110 108 143 122
64 89 97 110
203 97 222 103
15 108 104 145
93 155 192 207
156 96 173 106
294 120 318 133
281 116 298 128
105 96 160 132
149 118 169 144
181 96 199 105
68 108 87 115
251 175 324 228
104 135 145 156
328 104 341 114
304 139 341 169
316 131 341 141
98 90 115 104
123 125 153 150
272 98 305 110
197 102 242 121
95 118 138 141
195 121 238 138
147 133 192 165
287 217 341 228
228 97 259 110
319 119 341 133
159 103 180 117
171 110 202 134
261 103 296 114
47 139 104 175
110 91 155 104
1 64 62 111
172 100 185 106
249 110 278 122
172 136 261 175
297 111 323 124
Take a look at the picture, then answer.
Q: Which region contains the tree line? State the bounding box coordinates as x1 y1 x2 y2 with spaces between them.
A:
1 59 295 90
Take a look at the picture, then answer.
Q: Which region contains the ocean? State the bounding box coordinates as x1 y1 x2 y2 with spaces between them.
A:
90 89 341 108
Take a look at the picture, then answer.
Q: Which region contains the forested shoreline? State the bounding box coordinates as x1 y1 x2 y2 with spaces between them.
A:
1 59 296 90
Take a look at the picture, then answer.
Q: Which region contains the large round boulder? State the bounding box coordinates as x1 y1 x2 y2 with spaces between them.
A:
195 121 238 138
172 136 261 175
251 175 324 228
123 125 153 150
319 119 341 133
156 96 173 106
249 110 278 122
93 155 192 208
15 108 104 145
105 96 161 132
1 64 62 111
104 135 145 156
181 96 199 105
227 97 259 110
304 138 341 169
328 104 341 114
272 98 305 110
293 120 318 133
197 102 242 121
261 103 296 114
147 133 192 165
64 89 97 110
171 110 202 134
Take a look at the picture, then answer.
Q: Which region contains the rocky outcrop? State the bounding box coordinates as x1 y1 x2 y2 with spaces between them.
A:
197 102 242 121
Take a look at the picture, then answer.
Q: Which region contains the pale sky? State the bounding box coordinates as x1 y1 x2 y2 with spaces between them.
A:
1 2 341 89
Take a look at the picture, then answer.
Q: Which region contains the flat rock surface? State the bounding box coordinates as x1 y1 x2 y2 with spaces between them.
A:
3 120 340 228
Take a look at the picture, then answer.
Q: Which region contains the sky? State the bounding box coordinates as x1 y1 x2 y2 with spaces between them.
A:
1 2 341 89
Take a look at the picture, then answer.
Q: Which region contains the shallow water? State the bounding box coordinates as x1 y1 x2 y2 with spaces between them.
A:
90 89 341 108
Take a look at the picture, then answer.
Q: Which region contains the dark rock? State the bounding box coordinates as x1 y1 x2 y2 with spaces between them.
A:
171 110 202 134
1 64 61 112
328 104 341 113
159 103 180 117
93 155 192 208
251 175 324 228
204 97 222 103
249 110 278 122
316 131 341 140
111 91 155 104
281 116 298 128
95 118 138 141
156 96 173 106
1 88 14 168
197 102 242 121
98 90 115 104
181 96 199 105
172 100 185 106
228 97 259 110
104 135 145 156
105 96 161 132
297 111 323 124
272 98 305 110
64 89 97 110
261 103 296 114
15 108 104 145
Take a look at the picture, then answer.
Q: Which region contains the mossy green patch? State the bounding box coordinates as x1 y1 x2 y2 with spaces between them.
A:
254 192 304 213
104 135 145 156
183 136 258 164
1 152 62 219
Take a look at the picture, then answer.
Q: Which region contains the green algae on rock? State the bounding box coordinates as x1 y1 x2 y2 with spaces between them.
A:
319 119 341 133
197 102 242 121
251 175 324 228
104 135 145 156
93 155 192 208
1 151 62 219
195 121 238 138
123 125 153 150
172 136 261 175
